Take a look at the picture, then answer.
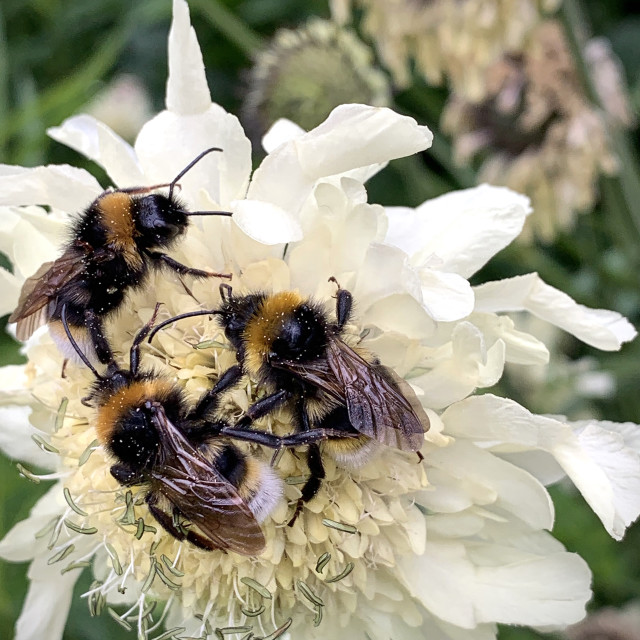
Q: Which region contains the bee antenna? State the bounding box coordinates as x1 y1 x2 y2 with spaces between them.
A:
184 210 233 217
168 147 223 201
146 309 221 345
60 304 104 381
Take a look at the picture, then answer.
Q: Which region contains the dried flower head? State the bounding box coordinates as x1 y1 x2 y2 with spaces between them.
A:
242 18 391 141
0 2 639 640
443 21 630 241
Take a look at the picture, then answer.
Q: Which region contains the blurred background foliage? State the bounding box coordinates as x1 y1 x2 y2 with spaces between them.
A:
0 0 639 639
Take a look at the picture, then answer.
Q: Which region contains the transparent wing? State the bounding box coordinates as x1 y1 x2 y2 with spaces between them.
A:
149 405 265 555
325 338 429 451
8 246 86 340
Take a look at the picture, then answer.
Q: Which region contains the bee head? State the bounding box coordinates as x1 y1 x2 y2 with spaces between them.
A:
267 304 327 363
241 292 328 376
108 401 161 472
135 194 188 248
95 377 186 473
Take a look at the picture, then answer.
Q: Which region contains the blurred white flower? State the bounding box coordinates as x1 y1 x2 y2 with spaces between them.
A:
331 0 560 99
84 74 154 142
443 21 632 241
0 2 639 640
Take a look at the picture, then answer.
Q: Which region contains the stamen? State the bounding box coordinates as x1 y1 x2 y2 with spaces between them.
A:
321 518 357 534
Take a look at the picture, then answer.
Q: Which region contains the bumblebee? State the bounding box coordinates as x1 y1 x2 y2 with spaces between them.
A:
62 304 339 553
148 280 430 521
9 148 231 365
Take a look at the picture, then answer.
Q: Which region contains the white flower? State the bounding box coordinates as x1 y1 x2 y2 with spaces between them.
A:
1 2 639 640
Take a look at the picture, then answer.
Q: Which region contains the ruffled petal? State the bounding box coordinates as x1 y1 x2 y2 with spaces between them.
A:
248 105 433 216
47 114 143 187
419 269 474 322
135 109 252 208
425 440 554 530
0 208 66 279
262 118 305 153
412 323 504 408
473 273 636 351
398 539 590 628
134 0 251 207
443 395 640 539
231 199 303 245
0 164 102 211
385 185 531 278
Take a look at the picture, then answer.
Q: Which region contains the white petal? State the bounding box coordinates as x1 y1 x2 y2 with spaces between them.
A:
559 421 640 539
426 440 554 529
412 323 489 409
16 556 80 640
262 118 305 153
0 208 65 278
472 552 591 626
385 185 530 277
0 405 57 469
231 199 303 245
135 108 252 208
473 273 636 350
420 268 474 321
47 114 143 187
397 541 476 628
443 395 640 539
470 313 549 365
355 243 423 311
167 0 211 114
498 450 567 487
248 105 432 216
0 164 102 211
0 267 21 316
0 484 64 561
398 540 590 628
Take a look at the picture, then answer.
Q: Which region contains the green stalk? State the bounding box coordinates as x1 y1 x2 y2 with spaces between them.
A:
190 0 264 58
0 2 171 150
559 0 640 246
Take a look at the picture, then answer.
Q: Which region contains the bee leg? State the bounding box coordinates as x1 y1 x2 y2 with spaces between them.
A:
60 358 68 379
219 283 233 301
148 251 231 280
288 403 325 526
329 280 353 330
84 309 113 365
288 443 325 527
189 365 244 421
235 390 291 429
145 493 217 551
129 303 162 375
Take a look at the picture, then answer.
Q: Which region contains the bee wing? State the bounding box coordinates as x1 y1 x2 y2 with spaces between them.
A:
270 357 345 404
150 406 266 555
325 338 429 451
8 247 86 340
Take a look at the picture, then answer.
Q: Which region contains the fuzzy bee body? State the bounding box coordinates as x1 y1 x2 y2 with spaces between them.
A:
9 149 230 364
211 283 430 519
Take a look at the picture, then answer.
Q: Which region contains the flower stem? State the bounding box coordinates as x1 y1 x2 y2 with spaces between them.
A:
190 0 264 58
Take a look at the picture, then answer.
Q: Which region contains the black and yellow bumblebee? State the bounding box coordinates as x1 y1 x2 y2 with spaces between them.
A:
62 304 338 553
9 148 231 365
148 280 430 522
